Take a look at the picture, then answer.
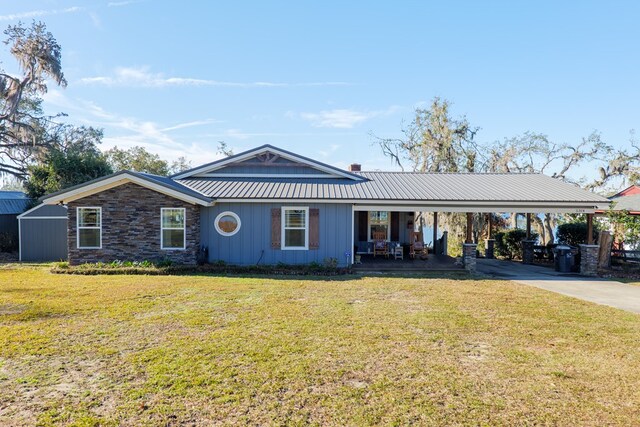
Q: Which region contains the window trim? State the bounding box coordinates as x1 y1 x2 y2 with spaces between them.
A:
77 207 102 249
367 210 390 242
281 206 309 250
214 211 241 236
161 207 186 250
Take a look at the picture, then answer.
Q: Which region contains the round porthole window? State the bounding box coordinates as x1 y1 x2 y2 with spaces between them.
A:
214 211 241 236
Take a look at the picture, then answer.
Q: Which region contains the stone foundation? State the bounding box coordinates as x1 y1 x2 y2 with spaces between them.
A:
485 239 495 259
579 244 599 276
462 243 477 273
521 240 536 265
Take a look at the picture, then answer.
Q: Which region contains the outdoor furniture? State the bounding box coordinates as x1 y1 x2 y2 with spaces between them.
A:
393 246 403 260
372 231 388 258
409 231 428 259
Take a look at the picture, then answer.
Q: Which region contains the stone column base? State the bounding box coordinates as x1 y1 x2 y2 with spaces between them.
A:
521 240 536 265
463 243 477 273
485 239 495 259
579 244 599 276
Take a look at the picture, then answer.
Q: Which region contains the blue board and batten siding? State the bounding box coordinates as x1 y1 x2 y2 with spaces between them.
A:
201 203 353 266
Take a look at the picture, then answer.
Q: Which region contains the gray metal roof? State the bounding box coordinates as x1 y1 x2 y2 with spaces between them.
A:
41 170 211 204
18 203 67 218
177 172 609 204
0 191 30 215
610 194 640 212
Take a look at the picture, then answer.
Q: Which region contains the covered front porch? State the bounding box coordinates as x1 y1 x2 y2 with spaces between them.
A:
351 201 606 275
352 253 461 272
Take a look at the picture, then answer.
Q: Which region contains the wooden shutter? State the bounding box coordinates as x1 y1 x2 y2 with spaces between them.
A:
390 211 399 241
358 211 368 241
309 208 320 249
271 208 281 249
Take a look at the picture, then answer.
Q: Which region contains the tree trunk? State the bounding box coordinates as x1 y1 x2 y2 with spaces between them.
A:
543 213 555 244
598 231 613 269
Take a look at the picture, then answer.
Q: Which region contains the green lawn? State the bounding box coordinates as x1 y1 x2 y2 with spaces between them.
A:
1 266 639 426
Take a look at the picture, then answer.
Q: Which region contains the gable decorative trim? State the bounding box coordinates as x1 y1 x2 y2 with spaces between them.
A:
172 144 364 181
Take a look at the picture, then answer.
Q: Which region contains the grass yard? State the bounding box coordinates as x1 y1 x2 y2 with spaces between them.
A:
1 267 640 426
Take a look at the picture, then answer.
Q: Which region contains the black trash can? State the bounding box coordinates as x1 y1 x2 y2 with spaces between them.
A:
554 245 573 272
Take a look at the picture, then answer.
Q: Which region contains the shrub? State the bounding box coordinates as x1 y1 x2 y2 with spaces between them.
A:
556 222 599 246
494 229 539 260
323 257 338 268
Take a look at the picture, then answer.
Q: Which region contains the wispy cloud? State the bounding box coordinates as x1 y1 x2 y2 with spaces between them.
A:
79 67 350 88
161 119 222 132
107 0 145 6
42 90 222 163
298 106 402 129
0 6 83 21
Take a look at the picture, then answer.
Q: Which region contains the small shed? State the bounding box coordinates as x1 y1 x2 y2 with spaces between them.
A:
0 191 30 251
18 204 68 262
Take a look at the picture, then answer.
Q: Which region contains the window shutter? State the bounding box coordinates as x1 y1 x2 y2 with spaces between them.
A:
271 208 281 249
390 211 400 241
309 208 320 249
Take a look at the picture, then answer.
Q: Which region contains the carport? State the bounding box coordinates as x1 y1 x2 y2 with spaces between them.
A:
350 173 610 276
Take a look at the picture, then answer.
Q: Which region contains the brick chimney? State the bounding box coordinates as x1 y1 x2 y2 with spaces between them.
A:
348 163 361 172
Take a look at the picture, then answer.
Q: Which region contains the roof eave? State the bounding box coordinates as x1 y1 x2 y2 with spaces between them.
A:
41 171 212 206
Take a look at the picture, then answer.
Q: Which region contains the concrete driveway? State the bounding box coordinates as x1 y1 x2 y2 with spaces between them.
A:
476 258 640 314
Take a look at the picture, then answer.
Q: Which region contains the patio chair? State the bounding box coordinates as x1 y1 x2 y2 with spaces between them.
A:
409 231 428 259
372 231 388 258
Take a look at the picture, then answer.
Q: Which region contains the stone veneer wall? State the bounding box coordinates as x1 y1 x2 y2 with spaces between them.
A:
67 183 200 265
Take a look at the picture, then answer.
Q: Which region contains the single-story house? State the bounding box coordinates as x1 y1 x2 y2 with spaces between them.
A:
595 185 640 251
0 191 31 251
41 144 610 270
599 185 640 215
18 204 68 262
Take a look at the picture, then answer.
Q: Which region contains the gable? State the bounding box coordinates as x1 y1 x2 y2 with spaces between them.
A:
614 185 640 198
172 145 364 180
41 171 211 206
198 154 335 177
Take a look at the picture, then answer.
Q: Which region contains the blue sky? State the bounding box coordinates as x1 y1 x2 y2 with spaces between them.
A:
2 1 639 173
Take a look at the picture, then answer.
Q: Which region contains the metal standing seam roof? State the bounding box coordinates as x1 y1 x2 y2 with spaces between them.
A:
0 191 31 215
609 194 640 213
176 172 610 204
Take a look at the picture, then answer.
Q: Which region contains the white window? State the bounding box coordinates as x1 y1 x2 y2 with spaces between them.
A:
77 207 101 249
368 211 389 241
214 211 241 236
282 207 308 250
161 208 186 250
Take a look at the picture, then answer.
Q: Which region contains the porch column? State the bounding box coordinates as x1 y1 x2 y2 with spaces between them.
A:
579 244 599 276
462 243 477 272
463 212 477 272
485 213 495 259
522 213 535 264
587 213 594 245
433 212 438 254
522 240 535 265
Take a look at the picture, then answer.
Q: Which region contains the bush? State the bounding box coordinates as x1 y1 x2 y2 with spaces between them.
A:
51 261 352 276
556 222 599 246
494 229 539 260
